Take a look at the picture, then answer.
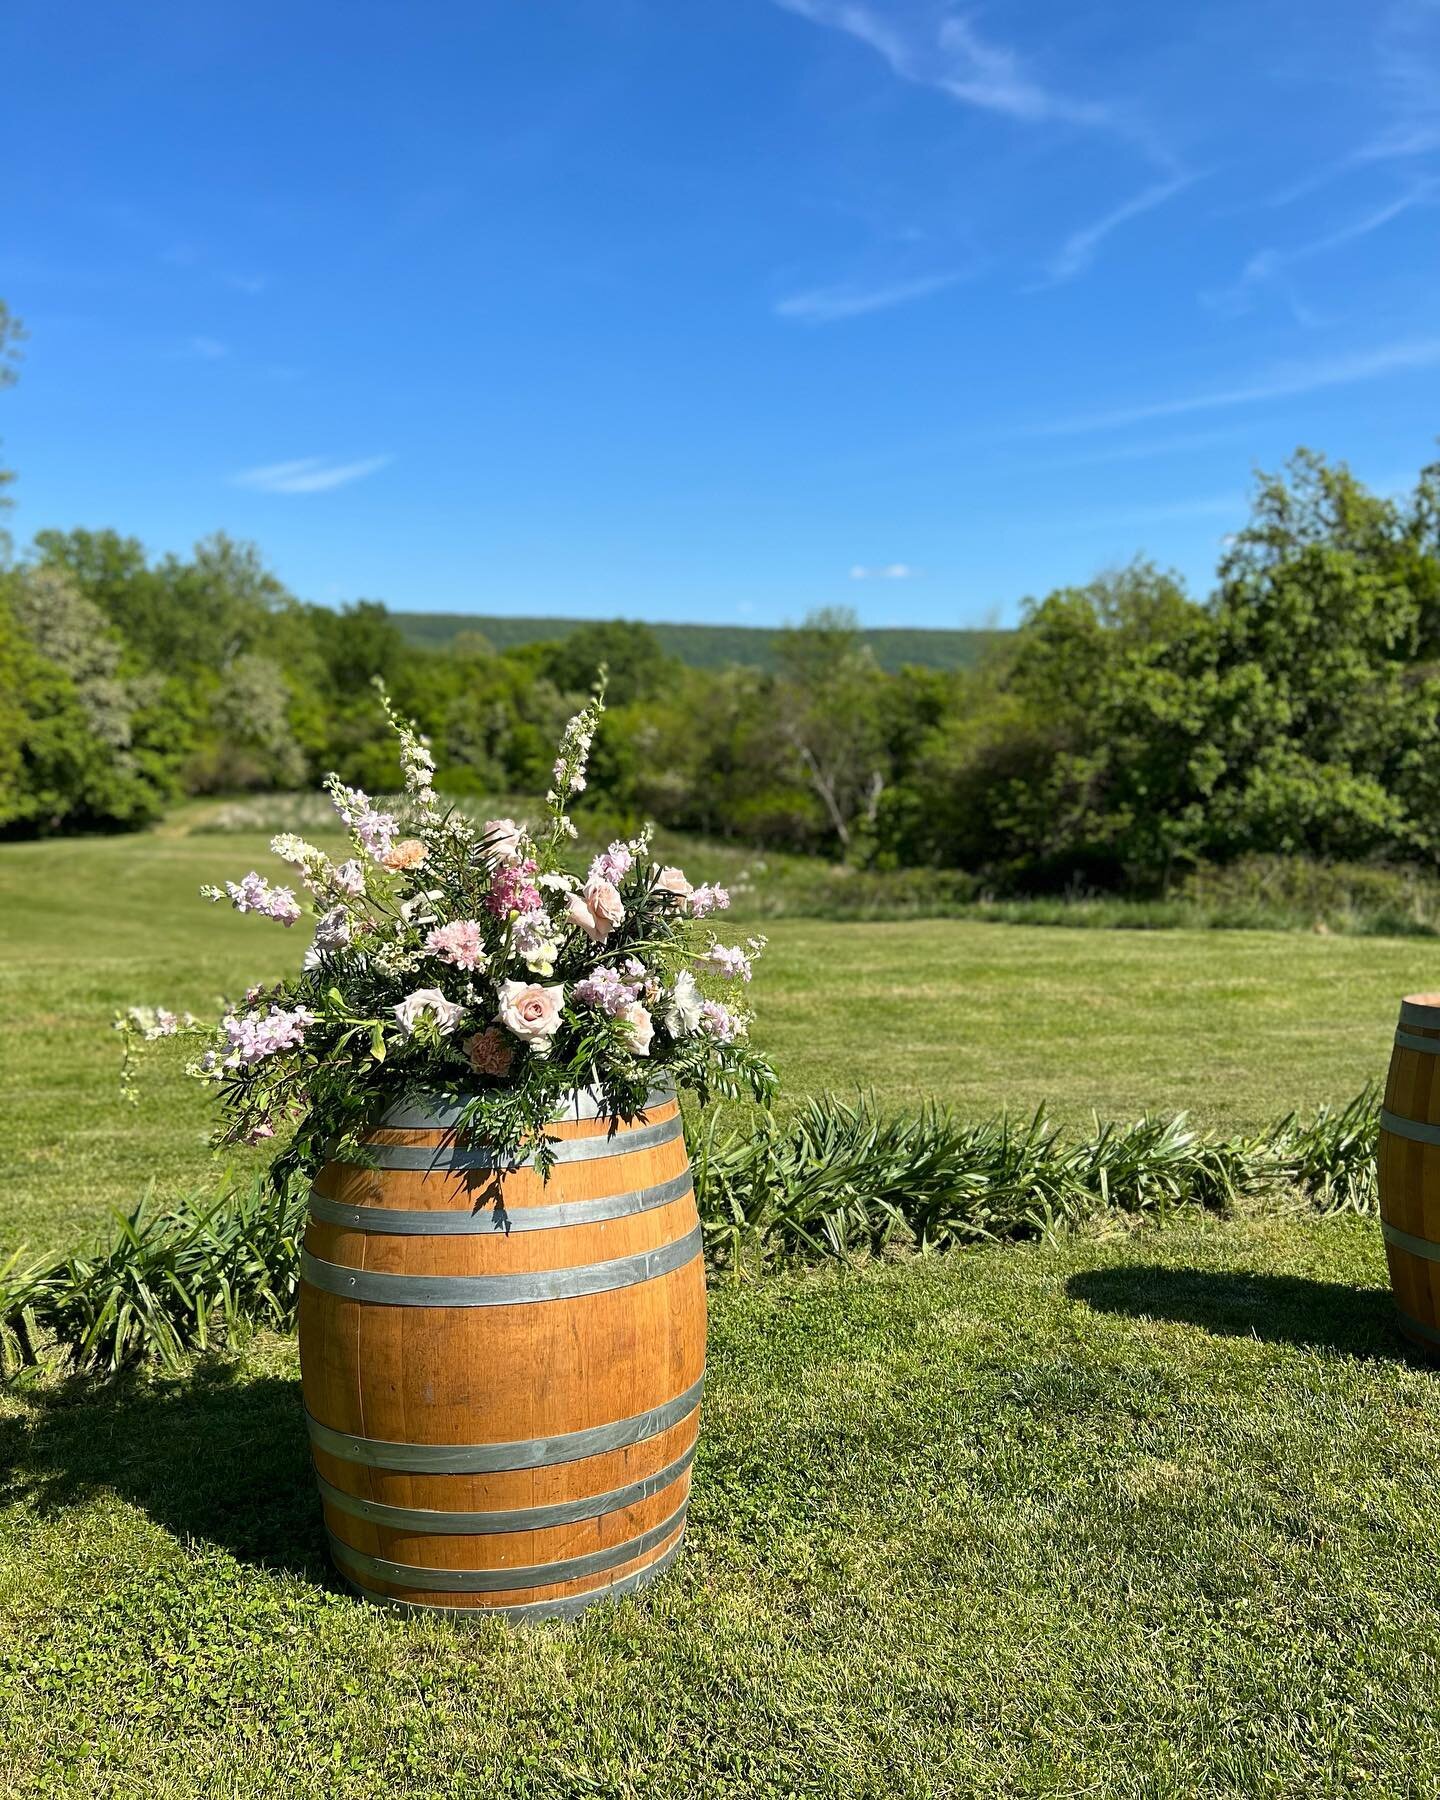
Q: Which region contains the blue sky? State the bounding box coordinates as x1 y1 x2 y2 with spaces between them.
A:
3 0 1439 629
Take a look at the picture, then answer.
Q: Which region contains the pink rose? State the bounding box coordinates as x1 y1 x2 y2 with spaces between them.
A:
620 1001 653 1057
565 879 624 944
496 979 565 1053
653 865 693 906
565 892 603 943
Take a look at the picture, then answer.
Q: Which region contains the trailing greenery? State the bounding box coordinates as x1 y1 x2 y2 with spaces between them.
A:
0 1088 1378 1375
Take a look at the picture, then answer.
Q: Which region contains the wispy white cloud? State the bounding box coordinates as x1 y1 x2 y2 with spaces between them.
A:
1030 336 1440 436
1207 180 1437 313
233 454 393 495
1267 0 1440 204
226 272 269 297
1038 174 1196 286
850 562 919 580
775 269 962 323
770 0 1160 154
182 335 229 360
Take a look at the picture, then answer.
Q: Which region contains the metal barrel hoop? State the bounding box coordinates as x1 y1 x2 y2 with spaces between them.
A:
305 1373 705 1474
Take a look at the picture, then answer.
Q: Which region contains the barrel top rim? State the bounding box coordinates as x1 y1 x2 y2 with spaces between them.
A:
378 1079 676 1130
1405 992 1440 1008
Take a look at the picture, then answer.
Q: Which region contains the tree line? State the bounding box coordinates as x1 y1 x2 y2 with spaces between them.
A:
3 304 1438 894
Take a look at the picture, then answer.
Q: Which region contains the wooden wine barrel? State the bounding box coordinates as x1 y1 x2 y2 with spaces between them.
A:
1379 994 1440 1355
297 1082 704 1619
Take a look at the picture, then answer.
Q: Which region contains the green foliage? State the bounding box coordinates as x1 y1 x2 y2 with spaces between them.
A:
393 609 1004 672
0 1088 1380 1375
880 455 1440 890
10 437 1440 907
0 1178 307 1375
693 1087 1377 1273
0 584 172 833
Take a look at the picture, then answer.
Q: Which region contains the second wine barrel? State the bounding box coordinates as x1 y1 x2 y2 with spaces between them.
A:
296 1082 705 1618
1378 994 1440 1355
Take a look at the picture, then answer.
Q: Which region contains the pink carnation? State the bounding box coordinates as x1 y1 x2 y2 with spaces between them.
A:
463 1027 514 1077
425 919 487 970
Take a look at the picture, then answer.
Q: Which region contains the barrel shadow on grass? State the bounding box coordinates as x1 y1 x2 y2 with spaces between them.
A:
0 1361 332 1579
1067 1266 1413 1362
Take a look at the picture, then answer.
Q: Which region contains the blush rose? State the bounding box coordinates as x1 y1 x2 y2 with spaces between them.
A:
496 979 565 1054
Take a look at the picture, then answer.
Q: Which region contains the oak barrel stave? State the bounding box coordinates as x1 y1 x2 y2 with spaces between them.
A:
297 1086 705 1617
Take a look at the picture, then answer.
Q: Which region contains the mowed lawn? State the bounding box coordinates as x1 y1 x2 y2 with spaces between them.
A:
5 1218 1440 1797
7 830 1440 1796
0 829 1429 1252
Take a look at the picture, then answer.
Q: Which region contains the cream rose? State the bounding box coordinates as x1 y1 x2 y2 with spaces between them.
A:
496 979 565 1052
565 892 602 943
653 865 693 906
584 878 625 933
392 987 466 1038
620 1001 654 1057
482 817 525 863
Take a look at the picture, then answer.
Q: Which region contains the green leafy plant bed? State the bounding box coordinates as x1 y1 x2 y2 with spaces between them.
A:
1 1088 1378 1376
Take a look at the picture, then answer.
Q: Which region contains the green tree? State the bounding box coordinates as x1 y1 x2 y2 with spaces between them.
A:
773 608 889 850
537 621 674 707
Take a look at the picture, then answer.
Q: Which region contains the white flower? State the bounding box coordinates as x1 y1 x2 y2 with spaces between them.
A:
664 970 704 1036
399 890 445 929
270 833 326 870
303 906 352 970
392 987 466 1037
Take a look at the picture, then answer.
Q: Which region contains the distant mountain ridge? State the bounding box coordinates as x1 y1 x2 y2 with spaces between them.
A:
393 612 1006 674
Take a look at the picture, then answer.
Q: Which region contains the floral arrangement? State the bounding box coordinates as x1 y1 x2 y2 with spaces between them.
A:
121 676 774 1184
